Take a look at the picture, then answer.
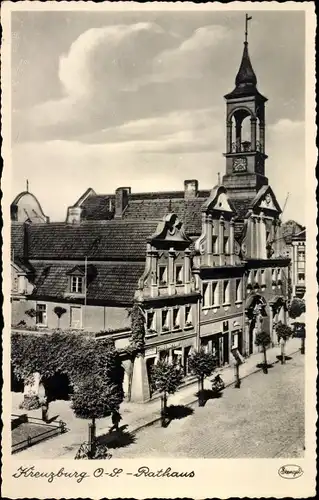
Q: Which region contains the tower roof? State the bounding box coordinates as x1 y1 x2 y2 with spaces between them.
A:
224 42 267 101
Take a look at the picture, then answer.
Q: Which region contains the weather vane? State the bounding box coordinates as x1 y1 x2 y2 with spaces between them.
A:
245 13 252 43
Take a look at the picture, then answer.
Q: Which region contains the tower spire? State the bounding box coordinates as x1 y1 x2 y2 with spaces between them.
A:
245 13 252 44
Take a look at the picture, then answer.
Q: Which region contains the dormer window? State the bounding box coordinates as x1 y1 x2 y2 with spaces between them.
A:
175 264 183 284
213 235 218 254
224 236 229 254
158 265 168 286
71 276 83 293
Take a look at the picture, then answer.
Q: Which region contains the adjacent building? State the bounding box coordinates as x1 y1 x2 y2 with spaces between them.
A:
11 31 291 402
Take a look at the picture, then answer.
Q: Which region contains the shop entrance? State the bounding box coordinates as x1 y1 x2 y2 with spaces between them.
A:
146 357 156 397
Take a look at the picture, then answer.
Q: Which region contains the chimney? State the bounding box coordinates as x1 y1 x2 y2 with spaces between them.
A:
66 206 82 224
115 187 131 218
184 179 198 200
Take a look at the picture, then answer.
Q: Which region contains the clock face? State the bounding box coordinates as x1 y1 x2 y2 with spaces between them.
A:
233 157 247 172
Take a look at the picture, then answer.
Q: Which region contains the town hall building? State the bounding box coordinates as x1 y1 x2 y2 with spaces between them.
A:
11 29 290 402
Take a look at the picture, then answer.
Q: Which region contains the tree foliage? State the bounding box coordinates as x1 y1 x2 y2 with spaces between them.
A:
188 349 216 382
255 331 271 348
127 303 145 356
151 360 184 395
53 306 67 318
276 322 293 342
288 298 305 319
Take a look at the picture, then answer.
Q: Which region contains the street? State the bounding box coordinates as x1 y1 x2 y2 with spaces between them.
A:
110 351 304 458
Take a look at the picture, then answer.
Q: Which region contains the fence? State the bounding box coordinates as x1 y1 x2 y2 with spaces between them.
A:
11 414 67 454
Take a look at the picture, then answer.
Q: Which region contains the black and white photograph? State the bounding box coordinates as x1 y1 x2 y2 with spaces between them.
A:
1 2 316 498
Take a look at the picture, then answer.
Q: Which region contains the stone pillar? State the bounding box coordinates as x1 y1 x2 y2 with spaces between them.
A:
259 212 267 259
168 248 175 296
260 123 265 153
249 216 255 259
206 214 213 266
255 217 260 259
219 216 225 266
184 248 191 294
131 355 150 402
235 121 242 151
251 117 257 151
226 121 232 153
168 349 173 364
229 218 235 265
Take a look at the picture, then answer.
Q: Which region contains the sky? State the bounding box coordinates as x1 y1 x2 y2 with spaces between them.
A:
11 9 305 224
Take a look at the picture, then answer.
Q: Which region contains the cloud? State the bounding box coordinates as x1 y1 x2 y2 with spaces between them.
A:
13 23 231 143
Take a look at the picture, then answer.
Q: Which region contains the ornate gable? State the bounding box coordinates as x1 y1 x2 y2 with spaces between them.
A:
202 185 234 216
252 186 282 215
149 213 191 247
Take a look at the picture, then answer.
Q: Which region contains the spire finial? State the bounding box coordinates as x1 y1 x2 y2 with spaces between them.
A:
245 13 252 44
26 179 29 192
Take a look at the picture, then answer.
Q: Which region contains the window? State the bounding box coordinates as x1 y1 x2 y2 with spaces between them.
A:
159 266 168 286
254 270 259 284
277 268 282 282
71 276 83 293
224 236 229 254
212 281 219 306
235 279 242 302
36 304 47 326
185 305 192 327
223 280 230 304
175 265 183 284
161 310 170 332
202 282 211 308
298 272 305 283
212 235 218 254
172 308 181 329
271 268 277 284
260 270 266 287
146 311 157 335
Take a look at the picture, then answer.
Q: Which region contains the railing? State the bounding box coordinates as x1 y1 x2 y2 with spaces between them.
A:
230 140 262 153
11 414 67 454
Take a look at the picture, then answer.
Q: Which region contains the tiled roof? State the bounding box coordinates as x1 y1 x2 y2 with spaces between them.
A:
123 198 205 235
31 261 145 305
230 198 254 220
80 195 115 221
19 221 159 261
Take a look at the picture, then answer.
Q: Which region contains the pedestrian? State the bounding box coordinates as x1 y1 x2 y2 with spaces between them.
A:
41 395 48 423
110 410 122 432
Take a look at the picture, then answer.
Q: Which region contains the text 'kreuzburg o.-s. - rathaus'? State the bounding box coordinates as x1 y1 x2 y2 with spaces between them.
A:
11 34 293 402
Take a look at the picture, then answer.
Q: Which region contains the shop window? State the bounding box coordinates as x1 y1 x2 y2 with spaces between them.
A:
185 305 192 327
222 280 230 304
202 282 211 308
159 266 168 286
172 308 181 330
161 310 170 332
175 264 183 285
71 276 83 293
271 268 277 286
212 281 219 306
235 279 242 302
36 303 47 326
146 311 157 336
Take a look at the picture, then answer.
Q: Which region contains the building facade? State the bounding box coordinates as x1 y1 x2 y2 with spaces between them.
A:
11 32 291 402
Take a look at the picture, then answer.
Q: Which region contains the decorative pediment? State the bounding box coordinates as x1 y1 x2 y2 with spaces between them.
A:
202 185 234 215
66 266 86 277
253 186 282 214
149 213 191 245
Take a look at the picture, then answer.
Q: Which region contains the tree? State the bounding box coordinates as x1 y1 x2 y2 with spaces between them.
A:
188 349 217 405
288 298 305 320
276 322 293 364
71 376 123 457
53 306 67 328
151 361 184 426
255 331 271 374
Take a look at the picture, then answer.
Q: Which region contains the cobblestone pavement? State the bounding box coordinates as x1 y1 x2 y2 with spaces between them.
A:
110 352 305 458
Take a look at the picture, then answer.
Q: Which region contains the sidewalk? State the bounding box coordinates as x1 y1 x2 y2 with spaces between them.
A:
13 338 301 459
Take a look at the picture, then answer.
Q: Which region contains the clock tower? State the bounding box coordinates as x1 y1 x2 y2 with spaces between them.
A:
222 15 269 199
